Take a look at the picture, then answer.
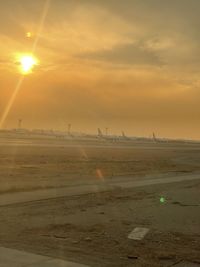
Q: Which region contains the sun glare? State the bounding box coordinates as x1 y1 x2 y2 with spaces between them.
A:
19 55 38 74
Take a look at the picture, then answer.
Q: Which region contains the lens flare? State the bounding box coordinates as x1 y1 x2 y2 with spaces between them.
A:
96 169 104 181
26 32 32 38
160 197 166 203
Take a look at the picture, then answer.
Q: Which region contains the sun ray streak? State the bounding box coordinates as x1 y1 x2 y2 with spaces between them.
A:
0 76 24 128
32 0 51 53
0 0 51 129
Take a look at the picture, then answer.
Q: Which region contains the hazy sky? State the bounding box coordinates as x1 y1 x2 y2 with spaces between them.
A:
0 0 200 139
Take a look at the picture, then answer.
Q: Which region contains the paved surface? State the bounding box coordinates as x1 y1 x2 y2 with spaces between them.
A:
0 138 199 150
174 262 200 267
0 247 89 267
0 248 199 267
0 173 200 206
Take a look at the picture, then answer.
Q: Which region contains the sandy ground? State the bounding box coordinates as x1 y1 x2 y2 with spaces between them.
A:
0 134 199 266
0 135 200 194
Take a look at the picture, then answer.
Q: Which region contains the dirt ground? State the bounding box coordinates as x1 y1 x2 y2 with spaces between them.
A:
1 135 200 193
0 134 200 266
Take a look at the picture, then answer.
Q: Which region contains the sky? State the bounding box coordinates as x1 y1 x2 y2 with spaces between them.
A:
0 0 200 139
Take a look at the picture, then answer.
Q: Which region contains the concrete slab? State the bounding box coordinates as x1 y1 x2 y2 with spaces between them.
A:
159 259 177 267
31 259 88 267
174 261 200 267
0 247 49 266
128 227 149 240
0 247 88 267
0 173 200 207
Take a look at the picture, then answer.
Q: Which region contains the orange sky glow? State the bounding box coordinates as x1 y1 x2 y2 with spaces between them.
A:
0 0 200 139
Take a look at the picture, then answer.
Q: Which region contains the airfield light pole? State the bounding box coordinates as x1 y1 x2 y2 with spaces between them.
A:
18 119 22 129
68 123 71 136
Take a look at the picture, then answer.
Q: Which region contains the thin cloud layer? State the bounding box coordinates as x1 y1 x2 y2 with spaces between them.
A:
0 0 200 139
79 42 164 66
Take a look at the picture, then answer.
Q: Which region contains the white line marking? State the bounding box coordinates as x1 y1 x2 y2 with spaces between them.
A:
128 227 150 240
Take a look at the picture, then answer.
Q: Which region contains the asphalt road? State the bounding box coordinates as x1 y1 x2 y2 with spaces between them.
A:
0 172 200 206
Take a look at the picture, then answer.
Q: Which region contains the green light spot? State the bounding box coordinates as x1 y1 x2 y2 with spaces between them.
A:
160 197 166 203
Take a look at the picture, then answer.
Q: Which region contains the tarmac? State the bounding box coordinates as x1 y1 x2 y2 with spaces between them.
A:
0 173 200 267
0 246 89 267
0 172 200 206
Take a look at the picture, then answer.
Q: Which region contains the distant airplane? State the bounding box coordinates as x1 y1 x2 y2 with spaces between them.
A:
152 132 169 143
97 128 115 140
121 131 130 140
97 128 103 138
152 132 157 142
97 128 131 142
67 123 73 137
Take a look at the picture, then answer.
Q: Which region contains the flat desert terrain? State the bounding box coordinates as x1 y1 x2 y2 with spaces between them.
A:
0 133 199 266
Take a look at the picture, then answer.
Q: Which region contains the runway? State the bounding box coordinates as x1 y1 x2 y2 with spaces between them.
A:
0 172 199 206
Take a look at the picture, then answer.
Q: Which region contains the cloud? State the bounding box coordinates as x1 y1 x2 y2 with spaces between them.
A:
79 42 164 66
1 0 200 138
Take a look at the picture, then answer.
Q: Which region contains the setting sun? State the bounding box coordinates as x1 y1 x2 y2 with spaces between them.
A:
19 55 38 74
